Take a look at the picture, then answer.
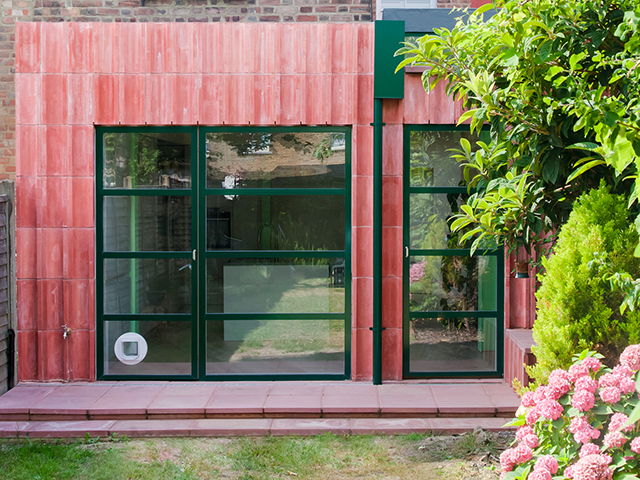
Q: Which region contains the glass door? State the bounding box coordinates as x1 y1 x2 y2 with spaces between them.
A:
97 127 198 379
403 126 503 378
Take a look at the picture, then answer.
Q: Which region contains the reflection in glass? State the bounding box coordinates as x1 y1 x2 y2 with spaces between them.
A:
206 132 346 189
409 255 497 312
206 258 345 314
104 258 191 314
103 132 191 189
104 321 191 375
409 317 496 372
410 193 467 250
409 130 484 187
206 195 345 251
104 196 191 251
206 319 345 374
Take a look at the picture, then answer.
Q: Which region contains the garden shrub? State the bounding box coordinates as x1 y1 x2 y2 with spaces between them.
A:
501 347 640 480
528 184 640 384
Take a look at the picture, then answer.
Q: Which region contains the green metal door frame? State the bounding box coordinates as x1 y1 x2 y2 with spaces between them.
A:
402 124 504 379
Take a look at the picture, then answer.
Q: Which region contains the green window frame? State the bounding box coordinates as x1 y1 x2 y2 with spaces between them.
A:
402 125 504 379
96 126 352 381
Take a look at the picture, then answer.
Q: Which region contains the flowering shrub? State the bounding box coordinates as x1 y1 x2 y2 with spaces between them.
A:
501 345 640 480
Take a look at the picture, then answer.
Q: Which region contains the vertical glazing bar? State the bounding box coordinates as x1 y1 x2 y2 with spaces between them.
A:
372 99 384 385
129 134 139 332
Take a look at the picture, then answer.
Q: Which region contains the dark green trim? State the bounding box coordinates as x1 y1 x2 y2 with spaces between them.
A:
103 314 193 322
103 252 192 259
402 124 504 379
372 99 383 385
201 374 349 381
205 188 345 196
202 251 345 258
374 20 405 99
205 313 345 321
102 189 192 196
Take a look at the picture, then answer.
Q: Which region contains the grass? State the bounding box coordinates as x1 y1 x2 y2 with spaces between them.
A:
0 431 510 480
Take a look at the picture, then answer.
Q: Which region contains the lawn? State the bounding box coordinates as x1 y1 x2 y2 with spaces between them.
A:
0 431 511 479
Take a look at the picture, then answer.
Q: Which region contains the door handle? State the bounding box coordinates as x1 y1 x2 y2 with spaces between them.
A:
405 246 409 258
192 249 197 261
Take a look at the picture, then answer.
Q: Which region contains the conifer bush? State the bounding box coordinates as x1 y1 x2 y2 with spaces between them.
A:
528 185 640 384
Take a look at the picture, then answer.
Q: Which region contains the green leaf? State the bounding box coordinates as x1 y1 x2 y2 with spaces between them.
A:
566 142 599 151
542 157 560 183
456 109 480 125
538 40 553 61
473 2 494 16
567 159 606 182
610 136 635 172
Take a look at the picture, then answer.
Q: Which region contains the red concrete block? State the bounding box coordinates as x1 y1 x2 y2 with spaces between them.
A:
67 229 94 280
42 75 68 125
268 383 325 396
109 419 195 437
41 228 64 279
223 23 248 74
68 74 94 125
147 23 173 74
302 75 328 125
301 24 329 74
69 23 93 74
93 23 119 73
17 279 37 331
381 277 402 329
191 419 272 436
63 280 92 330
38 330 65 381
199 23 224 74
352 276 373 329
42 177 67 228
120 23 146 74
70 126 94 177
381 327 403 381
382 175 402 227
249 23 276 74
200 75 224 125
353 175 373 227
16 228 37 279
42 23 67 73
353 125 373 176
173 23 199 73
352 226 373 278
15 74 41 125
382 124 403 176
403 74 429 124
174 75 200 125
69 177 94 228
429 79 455 124
67 329 92 381
249 75 275 125
223 75 249 125
355 75 373 126
322 394 379 415
330 75 353 125
38 278 64 330
352 327 373 381
15 22 41 73
119 75 146 125
276 75 301 125
382 99 403 125
16 176 38 228
381 227 402 278
277 25 301 74
263 395 321 415
271 418 350 436
329 24 353 74
17 330 38 382
355 24 374 74
146 75 175 125
94 75 119 125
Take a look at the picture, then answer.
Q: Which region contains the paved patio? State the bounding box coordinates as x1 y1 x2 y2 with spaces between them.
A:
0 381 521 438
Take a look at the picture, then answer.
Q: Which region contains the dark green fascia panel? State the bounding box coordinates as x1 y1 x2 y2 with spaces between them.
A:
374 20 405 99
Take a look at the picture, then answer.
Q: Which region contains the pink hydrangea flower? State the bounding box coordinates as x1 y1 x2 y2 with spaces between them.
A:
534 455 559 474
500 448 515 472
516 425 535 442
521 391 537 408
572 390 596 412
539 399 564 420
547 378 571 400
569 364 590 382
630 437 640 454
534 385 548 404
600 386 622 404
564 465 575 479
609 413 634 433
570 416 600 444
513 444 533 464
620 344 640 371
521 433 539 448
618 376 636 395
582 357 602 372
604 431 627 449
599 373 620 389
580 443 601 458
526 407 542 425
575 376 598 393
612 364 633 378
549 369 571 384
528 470 552 480
569 454 613 480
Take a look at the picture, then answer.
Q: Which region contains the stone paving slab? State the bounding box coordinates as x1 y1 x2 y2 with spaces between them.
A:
0 417 516 438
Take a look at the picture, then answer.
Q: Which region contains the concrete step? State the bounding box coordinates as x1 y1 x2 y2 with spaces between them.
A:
0 417 516 439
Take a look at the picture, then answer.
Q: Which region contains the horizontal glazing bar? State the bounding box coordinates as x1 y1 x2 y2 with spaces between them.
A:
102 314 193 322
408 187 472 194
404 372 503 378
102 189 192 196
103 252 193 259
205 188 345 196
99 375 197 380
204 250 345 258
201 374 349 381
409 249 501 256
409 311 499 318
205 313 347 321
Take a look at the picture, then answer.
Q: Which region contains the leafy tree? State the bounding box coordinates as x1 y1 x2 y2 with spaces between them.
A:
396 0 640 260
